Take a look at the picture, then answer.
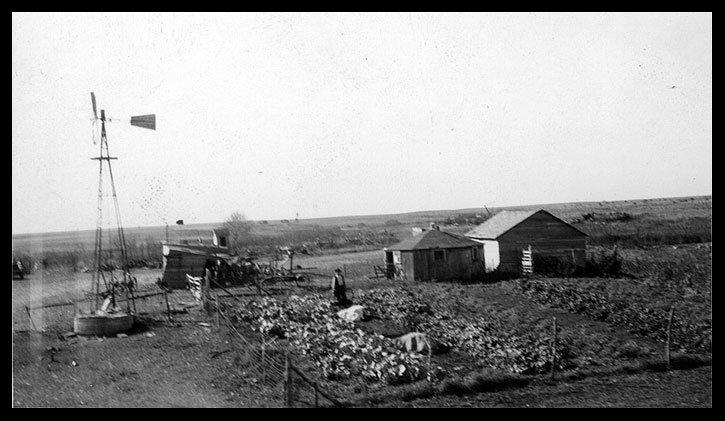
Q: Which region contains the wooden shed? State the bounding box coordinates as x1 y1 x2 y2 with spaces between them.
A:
385 228 485 282
464 209 588 275
161 243 231 290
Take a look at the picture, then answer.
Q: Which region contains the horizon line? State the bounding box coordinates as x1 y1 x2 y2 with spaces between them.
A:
12 193 712 237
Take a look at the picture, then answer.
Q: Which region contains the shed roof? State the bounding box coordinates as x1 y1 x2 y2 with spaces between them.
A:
162 242 232 259
388 229 481 251
465 209 587 240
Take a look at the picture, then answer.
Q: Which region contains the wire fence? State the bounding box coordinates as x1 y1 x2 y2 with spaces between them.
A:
210 290 344 407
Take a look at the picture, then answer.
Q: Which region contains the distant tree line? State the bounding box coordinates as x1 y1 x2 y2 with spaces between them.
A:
435 212 490 226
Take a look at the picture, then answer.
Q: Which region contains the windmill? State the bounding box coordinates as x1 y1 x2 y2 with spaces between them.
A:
75 92 156 335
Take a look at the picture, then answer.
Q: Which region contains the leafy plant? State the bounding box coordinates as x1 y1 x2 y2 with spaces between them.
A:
232 294 432 384
357 288 573 374
518 279 712 353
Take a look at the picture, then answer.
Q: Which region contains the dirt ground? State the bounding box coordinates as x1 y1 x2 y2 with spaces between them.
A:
12 268 164 332
12 270 711 408
13 318 711 408
12 297 284 408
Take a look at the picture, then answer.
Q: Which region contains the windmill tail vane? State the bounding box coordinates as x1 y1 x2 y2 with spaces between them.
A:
89 92 156 145
130 114 156 130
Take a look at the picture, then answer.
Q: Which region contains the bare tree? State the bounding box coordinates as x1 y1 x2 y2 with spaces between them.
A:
224 211 251 253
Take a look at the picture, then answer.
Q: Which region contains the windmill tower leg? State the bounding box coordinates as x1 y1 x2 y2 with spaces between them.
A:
102 116 135 313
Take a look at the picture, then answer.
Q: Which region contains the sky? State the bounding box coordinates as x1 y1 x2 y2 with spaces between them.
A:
12 12 712 234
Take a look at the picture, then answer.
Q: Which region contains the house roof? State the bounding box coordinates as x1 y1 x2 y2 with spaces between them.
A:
464 209 588 239
388 229 482 251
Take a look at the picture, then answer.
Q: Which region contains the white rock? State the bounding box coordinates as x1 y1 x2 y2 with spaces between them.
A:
336 305 365 322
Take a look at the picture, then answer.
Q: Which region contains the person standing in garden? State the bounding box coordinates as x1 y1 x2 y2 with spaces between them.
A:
331 268 349 306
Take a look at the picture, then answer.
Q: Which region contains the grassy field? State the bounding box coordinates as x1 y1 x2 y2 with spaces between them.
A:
11 195 711 269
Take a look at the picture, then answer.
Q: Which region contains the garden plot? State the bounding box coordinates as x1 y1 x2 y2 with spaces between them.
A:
518 277 712 354
223 280 675 402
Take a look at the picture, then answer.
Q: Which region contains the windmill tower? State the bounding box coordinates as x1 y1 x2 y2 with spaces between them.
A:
83 92 155 320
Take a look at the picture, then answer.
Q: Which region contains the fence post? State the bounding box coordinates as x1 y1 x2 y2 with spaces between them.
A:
550 317 558 380
314 382 319 408
283 351 293 407
202 270 210 311
214 291 220 329
426 336 433 393
164 289 172 322
25 306 37 331
261 333 267 384
665 306 675 371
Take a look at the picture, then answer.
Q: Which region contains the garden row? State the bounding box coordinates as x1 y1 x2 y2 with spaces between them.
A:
517 278 712 354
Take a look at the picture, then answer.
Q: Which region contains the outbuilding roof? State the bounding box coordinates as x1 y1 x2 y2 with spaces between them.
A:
388 229 482 251
162 242 232 259
465 209 588 240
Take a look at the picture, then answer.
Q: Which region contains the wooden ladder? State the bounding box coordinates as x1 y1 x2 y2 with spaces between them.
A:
521 245 533 276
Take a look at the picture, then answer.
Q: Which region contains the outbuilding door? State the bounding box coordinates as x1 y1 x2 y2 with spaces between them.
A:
481 240 500 272
385 251 395 277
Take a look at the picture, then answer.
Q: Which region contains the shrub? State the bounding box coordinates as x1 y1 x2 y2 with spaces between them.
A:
585 248 622 277
613 340 652 359
533 255 581 277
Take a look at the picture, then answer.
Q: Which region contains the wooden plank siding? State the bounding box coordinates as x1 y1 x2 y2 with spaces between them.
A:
398 246 484 282
412 250 429 281
400 252 416 282
162 253 211 289
496 210 586 274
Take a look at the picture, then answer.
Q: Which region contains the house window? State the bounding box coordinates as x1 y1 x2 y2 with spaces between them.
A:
393 251 401 264
433 250 445 262
472 247 479 262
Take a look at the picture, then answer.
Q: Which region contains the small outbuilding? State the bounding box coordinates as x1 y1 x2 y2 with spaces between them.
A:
464 209 588 275
161 243 231 289
385 227 484 282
